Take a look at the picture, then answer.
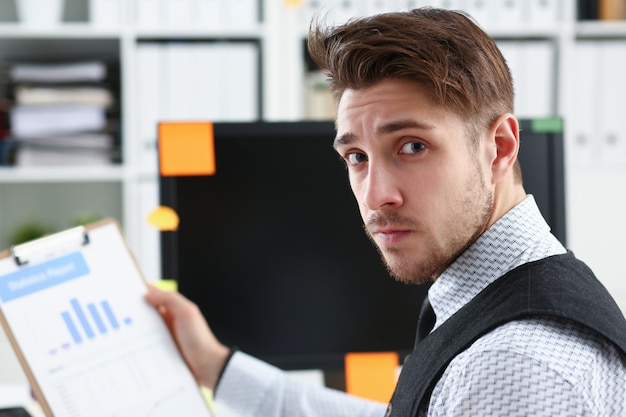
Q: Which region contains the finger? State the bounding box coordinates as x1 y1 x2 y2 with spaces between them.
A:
145 285 197 322
145 284 177 307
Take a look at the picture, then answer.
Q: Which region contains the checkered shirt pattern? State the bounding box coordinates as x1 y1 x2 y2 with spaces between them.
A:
423 195 626 416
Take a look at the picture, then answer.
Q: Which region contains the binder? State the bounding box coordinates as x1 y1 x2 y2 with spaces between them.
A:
493 0 525 28
364 0 399 16
195 0 222 28
302 0 333 27
192 42 223 121
522 41 554 118
134 0 162 28
136 42 164 172
497 41 554 119
465 0 495 29
220 42 259 121
528 0 559 28
333 0 363 25
88 0 123 28
162 0 194 28
599 0 626 20
0 219 213 417
163 42 197 120
598 41 626 165
570 41 598 167
222 0 259 27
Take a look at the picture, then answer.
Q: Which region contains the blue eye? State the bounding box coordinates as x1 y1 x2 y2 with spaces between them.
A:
346 152 367 165
401 142 425 154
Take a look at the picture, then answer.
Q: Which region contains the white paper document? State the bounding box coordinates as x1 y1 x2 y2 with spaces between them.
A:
0 220 213 417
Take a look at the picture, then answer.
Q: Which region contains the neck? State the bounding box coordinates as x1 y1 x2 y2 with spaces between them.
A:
487 181 527 230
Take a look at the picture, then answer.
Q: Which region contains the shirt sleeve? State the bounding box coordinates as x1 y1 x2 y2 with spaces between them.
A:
428 348 591 417
214 351 387 417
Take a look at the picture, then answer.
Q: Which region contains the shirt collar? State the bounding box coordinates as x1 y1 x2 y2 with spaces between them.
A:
428 195 566 330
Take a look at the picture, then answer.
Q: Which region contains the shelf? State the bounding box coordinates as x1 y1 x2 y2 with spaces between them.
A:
0 165 126 183
485 26 563 40
0 37 120 62
576 21 626 38
0 23 265 41
134 25 265 40
0 23 122 39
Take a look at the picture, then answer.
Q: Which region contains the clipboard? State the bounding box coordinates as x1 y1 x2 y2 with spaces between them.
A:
0 218 213 417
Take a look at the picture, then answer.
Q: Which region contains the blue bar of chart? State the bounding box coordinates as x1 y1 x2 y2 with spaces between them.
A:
101 300 119 329
71 298 94 340
61 298 132 344
61 311 82 344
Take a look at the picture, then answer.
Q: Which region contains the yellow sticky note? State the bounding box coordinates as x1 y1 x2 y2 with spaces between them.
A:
200 387 216 415
152 279 178 292
345 352 399 404
284 0 303 6
159 122 216 176
147 206 180 231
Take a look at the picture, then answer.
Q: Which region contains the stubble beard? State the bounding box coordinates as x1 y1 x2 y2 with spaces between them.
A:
365 168 494 285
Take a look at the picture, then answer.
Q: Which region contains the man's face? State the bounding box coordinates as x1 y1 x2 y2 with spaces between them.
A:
334 79 494 284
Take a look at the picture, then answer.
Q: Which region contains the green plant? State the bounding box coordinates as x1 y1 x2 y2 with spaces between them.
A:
70 211 103 227
10 221 54 245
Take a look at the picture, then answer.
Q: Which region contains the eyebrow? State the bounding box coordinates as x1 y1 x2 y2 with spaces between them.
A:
334 119 436 149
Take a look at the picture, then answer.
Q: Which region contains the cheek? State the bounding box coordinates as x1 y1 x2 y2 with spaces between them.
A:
415 171 464 212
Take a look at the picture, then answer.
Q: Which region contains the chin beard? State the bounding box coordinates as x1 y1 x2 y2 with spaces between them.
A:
379 246 452 285
369 191 494 285
380 235 476 285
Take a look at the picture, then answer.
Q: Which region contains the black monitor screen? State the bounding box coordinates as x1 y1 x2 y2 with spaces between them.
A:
516 118 567 245
159 119 566 371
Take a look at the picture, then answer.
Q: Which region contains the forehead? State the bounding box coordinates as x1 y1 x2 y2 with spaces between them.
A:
335 79 463 140
338 79 432 109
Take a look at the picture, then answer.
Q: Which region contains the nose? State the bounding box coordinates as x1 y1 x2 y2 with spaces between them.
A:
360 162 403 210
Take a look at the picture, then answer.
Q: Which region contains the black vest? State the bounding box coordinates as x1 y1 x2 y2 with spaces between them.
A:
387 252 626 417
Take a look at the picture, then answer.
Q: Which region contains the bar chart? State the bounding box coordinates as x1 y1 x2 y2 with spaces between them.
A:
21 295 135 357
61 297 132 344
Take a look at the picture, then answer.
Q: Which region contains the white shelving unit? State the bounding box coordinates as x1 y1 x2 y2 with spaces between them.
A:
0 0 292 281
0 26 124 258
0 0 625 310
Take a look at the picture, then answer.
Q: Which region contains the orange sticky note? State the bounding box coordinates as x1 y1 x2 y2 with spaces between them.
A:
159 122 216 176
345 352 399 403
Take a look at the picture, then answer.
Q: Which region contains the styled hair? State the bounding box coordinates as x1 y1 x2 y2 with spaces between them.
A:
307 7 514 134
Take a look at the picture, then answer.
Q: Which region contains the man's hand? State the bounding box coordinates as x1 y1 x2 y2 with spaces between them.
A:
145 285 231 390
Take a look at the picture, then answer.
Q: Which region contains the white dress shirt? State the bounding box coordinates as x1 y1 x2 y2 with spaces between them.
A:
214 196 626 416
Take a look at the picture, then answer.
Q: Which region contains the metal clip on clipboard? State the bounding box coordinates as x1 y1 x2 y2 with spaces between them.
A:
10 226 90 266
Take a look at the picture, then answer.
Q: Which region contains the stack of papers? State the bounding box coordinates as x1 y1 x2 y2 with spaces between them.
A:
14 86 113 107
6 61 119 166
10 105 107 138
9 61 107 84
15 133 116 166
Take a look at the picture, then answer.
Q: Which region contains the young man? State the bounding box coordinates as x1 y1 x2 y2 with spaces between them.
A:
147 8 626 416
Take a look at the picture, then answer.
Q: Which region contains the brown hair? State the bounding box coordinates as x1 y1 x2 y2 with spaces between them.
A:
307 7 514 136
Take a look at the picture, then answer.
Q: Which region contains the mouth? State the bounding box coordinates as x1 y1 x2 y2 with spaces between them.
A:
365 212 417 247
370 228 411 245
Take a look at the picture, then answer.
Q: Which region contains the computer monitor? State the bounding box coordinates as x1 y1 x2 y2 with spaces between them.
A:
159 118 566 371
516 118 567 245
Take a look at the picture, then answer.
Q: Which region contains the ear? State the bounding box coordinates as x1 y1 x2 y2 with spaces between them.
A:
489 114 519 185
